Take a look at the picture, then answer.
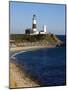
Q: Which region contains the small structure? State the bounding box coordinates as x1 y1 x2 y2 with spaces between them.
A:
25 28 32 35
43 25 47 33
40 25 47 34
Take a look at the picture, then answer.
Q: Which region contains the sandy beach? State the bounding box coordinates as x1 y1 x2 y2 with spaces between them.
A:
10 61 40 88
10 45 54 52
10 46 48 88
10 45 55 88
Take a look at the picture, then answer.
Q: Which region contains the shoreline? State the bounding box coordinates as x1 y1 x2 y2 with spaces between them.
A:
10 45 55 88
10 45 55 58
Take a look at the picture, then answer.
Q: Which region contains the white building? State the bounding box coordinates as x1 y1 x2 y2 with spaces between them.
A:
43 25 47 33
40 25 47 34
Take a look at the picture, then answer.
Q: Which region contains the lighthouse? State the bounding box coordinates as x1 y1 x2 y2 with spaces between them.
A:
32 14 39 34
32 14 37 32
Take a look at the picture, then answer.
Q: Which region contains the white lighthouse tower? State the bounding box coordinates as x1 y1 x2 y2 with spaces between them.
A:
32 14 39 35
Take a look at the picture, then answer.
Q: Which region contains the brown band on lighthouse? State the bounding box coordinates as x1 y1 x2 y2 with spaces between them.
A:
32 24 36 28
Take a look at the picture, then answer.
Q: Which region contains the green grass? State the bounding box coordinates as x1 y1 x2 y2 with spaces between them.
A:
10 34 60 45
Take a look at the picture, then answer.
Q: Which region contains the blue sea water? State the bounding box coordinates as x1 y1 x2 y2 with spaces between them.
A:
14 35 66 86
56 35 66 42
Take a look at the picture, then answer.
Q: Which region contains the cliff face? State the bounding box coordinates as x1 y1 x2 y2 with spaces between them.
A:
34 34 63 46
10 34 63 47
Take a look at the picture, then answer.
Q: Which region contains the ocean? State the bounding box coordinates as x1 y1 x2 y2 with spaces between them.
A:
14 35 66 86
57 35 66 42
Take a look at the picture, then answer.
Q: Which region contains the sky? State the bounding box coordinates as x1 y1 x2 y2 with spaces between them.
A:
10 1 66 35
